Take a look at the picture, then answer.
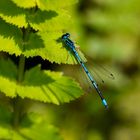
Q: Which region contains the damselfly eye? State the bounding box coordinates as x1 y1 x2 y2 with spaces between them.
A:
65 33 70 37
62 33 70 40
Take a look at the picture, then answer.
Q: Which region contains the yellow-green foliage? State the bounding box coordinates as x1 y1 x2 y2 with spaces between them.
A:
0 0 84 64
0 0 84 101
0 0 84 139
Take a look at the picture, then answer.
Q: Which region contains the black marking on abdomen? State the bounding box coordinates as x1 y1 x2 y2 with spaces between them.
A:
85 69 89 74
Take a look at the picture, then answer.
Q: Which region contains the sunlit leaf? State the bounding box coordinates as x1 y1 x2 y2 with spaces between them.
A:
11 0 78 10
0 59 84 104
0 0 75 31
0 0 27 28
0 58 17 97
18 66 84 104
0 18 86 64
11 0 36 9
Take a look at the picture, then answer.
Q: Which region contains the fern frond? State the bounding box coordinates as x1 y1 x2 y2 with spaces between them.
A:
38 0 78 10
11 0 36 9
11 0 78 10
17 65 84 104
0 0 84 64
0 0 75 31
0 0 27 28
31 31 79 64
0 58 17 97
0 59 83 103
26 9 58 31
0 19 22 56
0 18 85 64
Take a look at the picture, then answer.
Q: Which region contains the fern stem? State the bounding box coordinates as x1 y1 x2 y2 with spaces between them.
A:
12 97 22 128
12 24 30 128
18 54 25 83
12 55 25 128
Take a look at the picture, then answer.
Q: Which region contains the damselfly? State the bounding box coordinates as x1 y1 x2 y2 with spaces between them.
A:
62 33 108 109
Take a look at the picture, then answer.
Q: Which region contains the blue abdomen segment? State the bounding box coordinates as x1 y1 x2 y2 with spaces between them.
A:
102 99 108 109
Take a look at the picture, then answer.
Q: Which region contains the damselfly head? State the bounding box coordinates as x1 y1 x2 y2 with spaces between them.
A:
62 33 70 40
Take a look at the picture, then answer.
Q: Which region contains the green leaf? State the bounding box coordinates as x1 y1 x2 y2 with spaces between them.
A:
11 0 36 9
0 0 86 64
28 9 72 32
35 31 85 64
17 65 84 104
0 0 27 28
0 0 75 31
0 18 22 56
0 59 84 104
11 0 78 10
0 58 17 97
23 31 86 64
0 19 86 64
38 0 78 10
